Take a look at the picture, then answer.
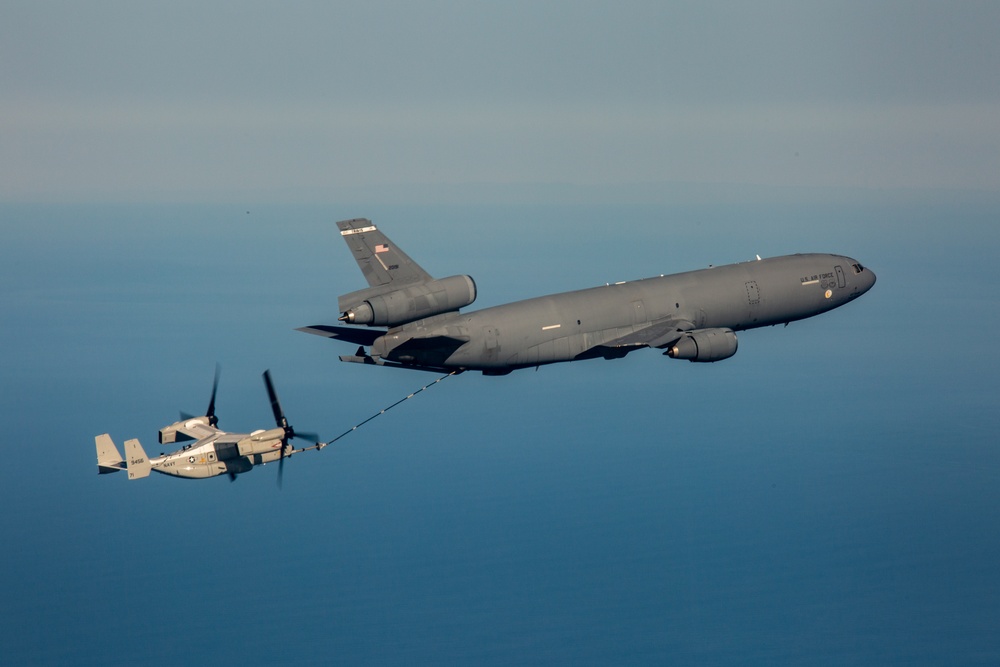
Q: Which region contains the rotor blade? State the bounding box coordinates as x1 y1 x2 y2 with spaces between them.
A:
262 370 289 430
290 430 319 443
179 411 195 422
206 363 221 426
277 439 288 489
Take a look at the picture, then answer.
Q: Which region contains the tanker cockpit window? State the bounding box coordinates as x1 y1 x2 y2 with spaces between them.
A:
852 263 865 274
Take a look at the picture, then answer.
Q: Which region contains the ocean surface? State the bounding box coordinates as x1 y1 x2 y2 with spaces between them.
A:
1 187 998 665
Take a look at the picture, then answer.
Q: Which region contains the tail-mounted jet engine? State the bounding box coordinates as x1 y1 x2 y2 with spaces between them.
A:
339 275 477 327
665 328 739 362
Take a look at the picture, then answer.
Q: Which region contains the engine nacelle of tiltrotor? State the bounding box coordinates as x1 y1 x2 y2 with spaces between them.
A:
158 417 210 445
665 328 739 362
159 424 183 445
207 429 281 460
242 428 286 456
340 275 477 327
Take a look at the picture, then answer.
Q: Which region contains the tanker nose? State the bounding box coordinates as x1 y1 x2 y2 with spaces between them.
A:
863 266 876 292
851 260 876 295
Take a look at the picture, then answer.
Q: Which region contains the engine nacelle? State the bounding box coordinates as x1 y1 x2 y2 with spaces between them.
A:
665 328 738 362
340 275 477 327
159 417 211 444
238 428 285 456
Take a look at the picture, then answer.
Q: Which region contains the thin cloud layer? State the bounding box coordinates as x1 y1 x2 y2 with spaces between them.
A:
3 2 999 201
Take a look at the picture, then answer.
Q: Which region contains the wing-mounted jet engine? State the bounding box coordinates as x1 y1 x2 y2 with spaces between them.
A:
95 368 324 485
664 328 739 362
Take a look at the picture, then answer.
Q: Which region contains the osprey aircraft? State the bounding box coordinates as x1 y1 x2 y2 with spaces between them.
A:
96 368 323 483
298 219 876 374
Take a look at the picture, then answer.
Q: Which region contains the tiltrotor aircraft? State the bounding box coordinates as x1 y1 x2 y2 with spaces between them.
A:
96 368 323 482
298 218 876 374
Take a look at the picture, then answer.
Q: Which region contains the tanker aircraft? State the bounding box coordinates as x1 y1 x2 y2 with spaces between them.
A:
96 368 323 483
298 219 876 375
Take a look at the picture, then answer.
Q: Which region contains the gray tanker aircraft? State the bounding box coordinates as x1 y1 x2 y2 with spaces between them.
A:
96 369 323 483
298 219 876 375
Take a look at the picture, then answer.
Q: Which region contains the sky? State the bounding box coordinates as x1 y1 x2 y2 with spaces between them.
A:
2 3 1000 666
3 1 1000 202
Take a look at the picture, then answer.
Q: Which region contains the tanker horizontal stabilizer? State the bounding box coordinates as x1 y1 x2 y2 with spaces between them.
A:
296 325 385 346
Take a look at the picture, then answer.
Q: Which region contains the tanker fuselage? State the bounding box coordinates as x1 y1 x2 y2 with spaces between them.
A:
370 253 875 373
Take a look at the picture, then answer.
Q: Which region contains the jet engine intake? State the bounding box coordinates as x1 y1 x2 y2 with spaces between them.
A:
665 328 738 362
340 275 477 327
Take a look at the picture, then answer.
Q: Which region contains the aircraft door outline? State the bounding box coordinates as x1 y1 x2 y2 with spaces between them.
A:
483 326 500 362
631 300 647 325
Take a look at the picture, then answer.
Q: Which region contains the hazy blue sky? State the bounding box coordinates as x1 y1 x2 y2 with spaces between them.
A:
4 195 999 665
2 3 1000 665
3 1 1000 202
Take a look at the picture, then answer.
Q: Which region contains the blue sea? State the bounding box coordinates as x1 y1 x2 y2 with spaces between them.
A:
1 186 998 665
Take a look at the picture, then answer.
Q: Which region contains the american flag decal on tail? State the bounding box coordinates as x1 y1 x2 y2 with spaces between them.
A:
375 244 390 253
